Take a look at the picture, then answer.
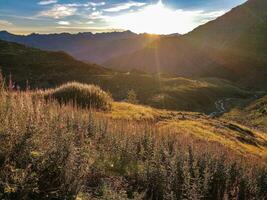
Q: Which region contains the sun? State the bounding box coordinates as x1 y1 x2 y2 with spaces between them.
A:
107 0 200 34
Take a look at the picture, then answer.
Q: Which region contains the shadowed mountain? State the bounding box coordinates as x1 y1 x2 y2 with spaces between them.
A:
0 30 161 64
0 39 109 88
0 39 253 113
105 0 267 89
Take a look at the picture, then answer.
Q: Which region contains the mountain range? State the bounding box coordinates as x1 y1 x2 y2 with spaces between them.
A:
105 0 267 89
0 30 162 64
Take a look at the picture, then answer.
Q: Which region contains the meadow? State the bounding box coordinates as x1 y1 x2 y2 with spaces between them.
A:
0 82 266 200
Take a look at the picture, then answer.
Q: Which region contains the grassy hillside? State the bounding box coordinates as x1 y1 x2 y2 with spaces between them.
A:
0 86 266 199
105 0 267 89
97 74 252 113
109 102 267 158
0 39 109 88
223 95 267 132
0 39 254 114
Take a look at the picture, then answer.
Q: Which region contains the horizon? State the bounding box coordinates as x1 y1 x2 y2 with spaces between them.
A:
0 0 246 35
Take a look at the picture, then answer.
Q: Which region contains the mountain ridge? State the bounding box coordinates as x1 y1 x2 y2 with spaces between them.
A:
0 30 166 63
0 39 109 88
105 0 267 89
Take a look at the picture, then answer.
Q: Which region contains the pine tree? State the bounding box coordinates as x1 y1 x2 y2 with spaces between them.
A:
0 68 3 88
126 89 139 104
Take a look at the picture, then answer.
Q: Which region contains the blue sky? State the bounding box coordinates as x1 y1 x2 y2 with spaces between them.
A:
0 0 246 34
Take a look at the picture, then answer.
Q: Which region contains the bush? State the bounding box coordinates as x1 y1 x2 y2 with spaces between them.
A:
126 89 139 104
46 82 112 111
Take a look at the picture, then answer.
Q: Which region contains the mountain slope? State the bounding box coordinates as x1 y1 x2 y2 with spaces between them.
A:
0 39 109 88
223 94 267 132
105 0 267 88
0 31 159 63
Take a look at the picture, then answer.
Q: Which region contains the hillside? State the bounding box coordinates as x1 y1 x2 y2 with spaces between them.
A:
223 95 267 132
0 39 109 88
110 102 267 158
97 74 252 113
0 85 266 199
0 31 160 64
0 40 254 113
105 0 267 89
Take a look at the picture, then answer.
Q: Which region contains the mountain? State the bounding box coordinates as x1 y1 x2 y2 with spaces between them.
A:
0 39 253 113
105 0 267 89
0 30 160 64
0 39 109 88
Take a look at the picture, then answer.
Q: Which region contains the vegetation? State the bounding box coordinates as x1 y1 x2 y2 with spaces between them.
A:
45 82 113 111
223 95 267 132
126 89 139 104
0 85 266 199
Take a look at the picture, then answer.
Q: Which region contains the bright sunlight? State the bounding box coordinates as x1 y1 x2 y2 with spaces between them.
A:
107 0 225 34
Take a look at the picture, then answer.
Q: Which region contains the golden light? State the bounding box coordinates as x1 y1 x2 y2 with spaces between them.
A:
107 1 197 34
107 0 225 34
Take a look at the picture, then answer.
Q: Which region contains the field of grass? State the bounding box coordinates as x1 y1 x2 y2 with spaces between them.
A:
0 84 266 199
223 95 267 132
108 101 267 158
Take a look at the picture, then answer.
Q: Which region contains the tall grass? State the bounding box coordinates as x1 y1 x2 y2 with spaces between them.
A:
0 89 266 199
45 82 113 111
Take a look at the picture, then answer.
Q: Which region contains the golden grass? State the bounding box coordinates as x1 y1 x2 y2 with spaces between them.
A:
1 89 266 199
45 82 113 111
107 101 267 159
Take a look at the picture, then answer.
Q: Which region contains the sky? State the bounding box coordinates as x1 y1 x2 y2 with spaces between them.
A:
0 0 247 35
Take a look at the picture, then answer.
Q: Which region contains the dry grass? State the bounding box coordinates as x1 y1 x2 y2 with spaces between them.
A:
0 88 266 199
45 82 113 111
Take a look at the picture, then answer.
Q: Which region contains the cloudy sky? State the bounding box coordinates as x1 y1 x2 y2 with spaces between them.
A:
0 0 246 35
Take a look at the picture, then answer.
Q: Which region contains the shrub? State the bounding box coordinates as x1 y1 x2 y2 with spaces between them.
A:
46 82 113 111
126 89 139 104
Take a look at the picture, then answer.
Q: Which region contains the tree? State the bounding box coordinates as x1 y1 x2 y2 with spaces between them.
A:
126 89 139 104
0 68 3 87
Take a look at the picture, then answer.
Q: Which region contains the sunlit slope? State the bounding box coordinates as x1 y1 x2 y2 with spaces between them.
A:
223 95 267 132
105 0 267 89
101 101 267 158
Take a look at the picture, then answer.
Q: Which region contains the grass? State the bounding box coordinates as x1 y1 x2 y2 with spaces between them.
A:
97 73 252 113
109 101 267 158
45 82 113 111
223 95 267 132
0 85 266 199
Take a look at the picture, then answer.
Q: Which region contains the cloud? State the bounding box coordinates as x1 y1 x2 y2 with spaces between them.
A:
38 0 57 5
38 4 77 19
86 21 95 24
103 1 146 12
89 11 104 20
0 20 13 26
86 2 106 7
57 21 70 25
